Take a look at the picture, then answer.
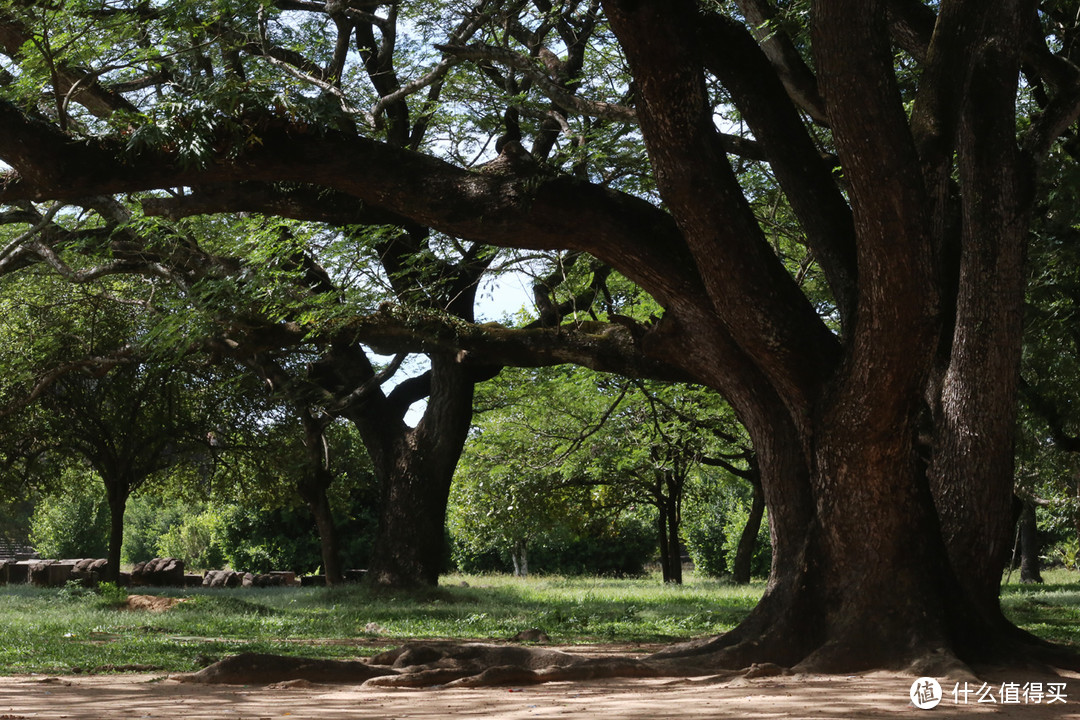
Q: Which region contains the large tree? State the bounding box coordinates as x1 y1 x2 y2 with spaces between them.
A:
3 0 1080 671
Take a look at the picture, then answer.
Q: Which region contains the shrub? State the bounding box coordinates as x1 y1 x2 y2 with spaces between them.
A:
29 484 109 559
450 514 657 577
721 503 771 578
122 495 186 565
683 481 770 579
156 506 228 571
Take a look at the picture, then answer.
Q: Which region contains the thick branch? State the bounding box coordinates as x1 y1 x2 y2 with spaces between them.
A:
0 106 710 322
732 0 828 124
699 13 857 333
604 0 840 420
344 307 692 382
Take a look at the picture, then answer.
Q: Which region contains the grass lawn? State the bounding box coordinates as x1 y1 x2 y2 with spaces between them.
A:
0 570 1075 675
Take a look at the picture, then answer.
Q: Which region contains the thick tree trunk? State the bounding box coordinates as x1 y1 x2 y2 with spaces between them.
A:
731 476 763 585
602 0 1054 673
360 355 474 587
365 445 457 586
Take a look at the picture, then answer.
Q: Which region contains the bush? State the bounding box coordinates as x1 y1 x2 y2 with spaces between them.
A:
29 483 109 559
94 581 128 608
721 503 771 578
684 481 770 579
683 511 728 577
122 495 187 565
450 515 657 577
157 506 227 571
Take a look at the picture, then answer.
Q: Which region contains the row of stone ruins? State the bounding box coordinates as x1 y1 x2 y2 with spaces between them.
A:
0 556 306 588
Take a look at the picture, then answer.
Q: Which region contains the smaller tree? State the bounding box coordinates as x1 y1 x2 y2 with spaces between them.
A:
453 364 751 581
0 274 233 580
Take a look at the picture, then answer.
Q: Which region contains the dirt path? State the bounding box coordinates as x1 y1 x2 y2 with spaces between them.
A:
2 670 1078 719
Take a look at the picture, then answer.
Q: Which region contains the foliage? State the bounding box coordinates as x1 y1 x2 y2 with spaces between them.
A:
93 582 129 609
121 495 190 566
720 505 771 579
28 468 109 559
156 505 228 572
452 512 657 577
451 363 752 579
683 477 770 579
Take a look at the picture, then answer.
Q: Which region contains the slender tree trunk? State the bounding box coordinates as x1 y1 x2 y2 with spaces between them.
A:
297 411 343 585
102 475 129 585
653 477 673 582
1019 500 1043 584
732 475 764 585
666 487 682 584
656 510 670 581
666 510 682 584
511 538 528 577
303 489 343 585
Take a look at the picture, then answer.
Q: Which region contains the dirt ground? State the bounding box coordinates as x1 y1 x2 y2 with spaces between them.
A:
2 668 1079 719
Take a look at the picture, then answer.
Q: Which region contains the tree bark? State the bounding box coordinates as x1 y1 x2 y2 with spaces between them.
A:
604 0 1051 672
355 354 474 587
296 411 344 586
511 539 528 577
655 493 672 583
102 474 129 585
665 479 683 584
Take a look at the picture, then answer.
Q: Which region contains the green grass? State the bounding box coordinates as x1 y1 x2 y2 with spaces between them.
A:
1001 568 1080 647
0 569 1076 675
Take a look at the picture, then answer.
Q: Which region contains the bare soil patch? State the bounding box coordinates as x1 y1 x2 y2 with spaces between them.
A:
1 669 1078 719
123 595 185 612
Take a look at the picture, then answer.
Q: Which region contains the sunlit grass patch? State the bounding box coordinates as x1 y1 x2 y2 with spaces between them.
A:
1 569 1076 675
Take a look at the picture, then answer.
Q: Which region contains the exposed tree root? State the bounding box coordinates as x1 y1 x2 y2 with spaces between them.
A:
177 652 396 685
178 628 1080 689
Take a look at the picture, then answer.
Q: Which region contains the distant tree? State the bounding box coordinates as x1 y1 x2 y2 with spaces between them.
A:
28 466 110 560
453 365 749 582
0 275 230 581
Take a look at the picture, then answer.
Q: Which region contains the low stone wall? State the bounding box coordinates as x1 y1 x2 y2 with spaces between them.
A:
0 557 342 589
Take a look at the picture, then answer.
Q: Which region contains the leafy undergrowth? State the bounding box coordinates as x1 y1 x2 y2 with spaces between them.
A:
0 570 1075 675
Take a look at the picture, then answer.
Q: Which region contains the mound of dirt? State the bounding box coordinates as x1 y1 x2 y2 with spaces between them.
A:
124 595 184 612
